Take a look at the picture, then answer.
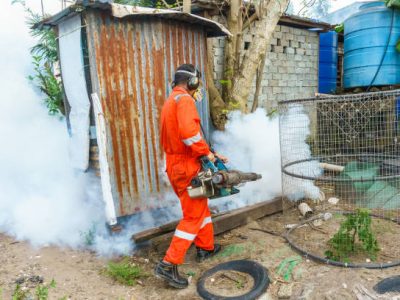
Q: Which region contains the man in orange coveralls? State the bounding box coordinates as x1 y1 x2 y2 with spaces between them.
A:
154 64 227 289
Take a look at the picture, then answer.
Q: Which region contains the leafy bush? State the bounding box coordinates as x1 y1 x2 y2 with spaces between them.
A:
325 209 379 262
13 0 64 115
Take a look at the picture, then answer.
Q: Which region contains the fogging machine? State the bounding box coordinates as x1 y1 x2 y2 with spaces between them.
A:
187 156 262 199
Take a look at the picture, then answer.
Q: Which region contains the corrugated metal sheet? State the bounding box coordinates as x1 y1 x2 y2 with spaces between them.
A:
38 2 230 37
85 9 211 217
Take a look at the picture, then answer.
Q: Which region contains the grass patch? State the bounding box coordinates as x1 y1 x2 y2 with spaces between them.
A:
35 279 56 300
12 285 29 300
12 279 56 300
216 244 246 258
103 258 147 286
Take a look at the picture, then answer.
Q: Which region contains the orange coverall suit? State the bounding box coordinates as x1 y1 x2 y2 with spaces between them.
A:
160 86 214 265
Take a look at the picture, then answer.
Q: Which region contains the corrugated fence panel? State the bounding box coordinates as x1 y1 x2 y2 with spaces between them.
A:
85 9 211 217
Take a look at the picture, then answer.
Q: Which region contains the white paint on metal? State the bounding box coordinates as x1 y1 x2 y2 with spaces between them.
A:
58 15 90 170
91 93 117 226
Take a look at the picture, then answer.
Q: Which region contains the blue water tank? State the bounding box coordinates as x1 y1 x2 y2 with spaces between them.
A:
344 1 400 88
319 31 338 93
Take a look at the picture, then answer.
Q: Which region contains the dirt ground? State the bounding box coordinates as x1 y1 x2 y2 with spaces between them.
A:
2 210 400 300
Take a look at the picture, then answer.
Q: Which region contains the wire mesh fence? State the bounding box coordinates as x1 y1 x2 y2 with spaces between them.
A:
279 90 400 266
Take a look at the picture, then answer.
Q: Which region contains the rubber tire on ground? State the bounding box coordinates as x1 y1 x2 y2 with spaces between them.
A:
374 275 400 294
197 259 270 300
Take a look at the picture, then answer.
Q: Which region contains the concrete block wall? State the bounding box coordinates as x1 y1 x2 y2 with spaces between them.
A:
210 17 319 111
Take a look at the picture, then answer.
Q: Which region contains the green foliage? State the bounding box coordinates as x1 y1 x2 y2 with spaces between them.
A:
11 279 56 300
219 79 232 87
35 279 56 300
396 39 400 53
12 0 64 115
386 0 400 9
335 23 344 34
80 224 97 246
29 56 64 115
325 209 380 262
104 258 146 286
12 285 28 300
113 0 179 8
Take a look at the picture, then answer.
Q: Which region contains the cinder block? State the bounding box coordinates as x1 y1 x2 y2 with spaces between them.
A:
275 46 283 53
279 66 288 73
273 31 282 39
286 47 295 54
270 38 277 46
296 48 305 55
269 52 278 60
270 79 278 86
290 40 299 48
294 55 302 61
243 34 252 43
281 26 289 33
272 86 281 94
272 73 281 80
214 47 224 56
295 67 304 73
298 35 306 43
264 73 273 79
215 64 224 72
268 65 278 73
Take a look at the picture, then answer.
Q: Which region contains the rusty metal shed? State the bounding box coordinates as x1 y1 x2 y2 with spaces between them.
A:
41 1 229 224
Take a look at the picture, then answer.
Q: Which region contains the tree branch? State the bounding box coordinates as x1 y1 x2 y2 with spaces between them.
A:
251 51 267 112
231 0 288 113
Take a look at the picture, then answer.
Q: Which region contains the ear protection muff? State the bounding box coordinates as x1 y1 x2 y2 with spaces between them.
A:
175 69 200 90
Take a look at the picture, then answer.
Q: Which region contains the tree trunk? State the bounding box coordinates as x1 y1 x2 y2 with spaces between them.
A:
206 0 288 128
229 0 288 113
206 36 228 130
251 51 267 113
223 0 242 101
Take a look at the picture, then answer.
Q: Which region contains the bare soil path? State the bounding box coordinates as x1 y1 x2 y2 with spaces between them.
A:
1 212 400 299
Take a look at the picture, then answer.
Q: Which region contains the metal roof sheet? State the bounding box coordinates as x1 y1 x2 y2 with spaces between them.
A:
37 1 231 37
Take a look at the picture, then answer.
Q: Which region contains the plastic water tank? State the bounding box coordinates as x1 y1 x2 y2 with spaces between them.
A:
319 31 338 93
344 1 400 88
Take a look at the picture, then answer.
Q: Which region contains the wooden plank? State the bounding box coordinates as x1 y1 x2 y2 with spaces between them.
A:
213 197 282 235
132 197 282 243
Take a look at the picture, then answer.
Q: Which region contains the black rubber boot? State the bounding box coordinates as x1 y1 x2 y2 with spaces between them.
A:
196 244 222 262
154 260 188 289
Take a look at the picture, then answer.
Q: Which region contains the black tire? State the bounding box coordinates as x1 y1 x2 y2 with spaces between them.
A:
197 260 270 300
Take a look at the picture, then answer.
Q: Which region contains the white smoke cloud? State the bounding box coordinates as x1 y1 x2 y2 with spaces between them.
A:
211 109 282 211
0 1 104 249
211 106 322 210
280 104 323 201
0 1 183 256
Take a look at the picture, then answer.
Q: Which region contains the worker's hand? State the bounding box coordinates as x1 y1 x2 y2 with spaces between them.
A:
215 153 228 163
207 152 216 162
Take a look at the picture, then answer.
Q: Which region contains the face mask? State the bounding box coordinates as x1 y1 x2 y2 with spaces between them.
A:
193 88 204 102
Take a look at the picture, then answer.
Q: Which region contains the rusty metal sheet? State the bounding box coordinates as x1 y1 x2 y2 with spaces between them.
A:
37 2 230 38
85 9 211 217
